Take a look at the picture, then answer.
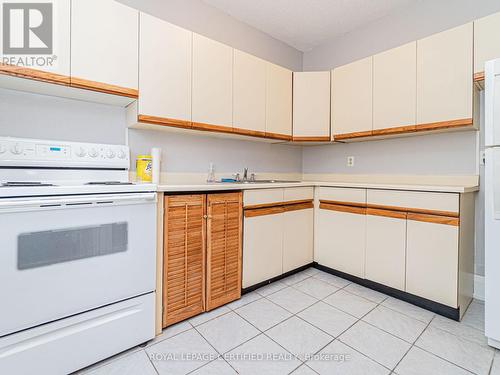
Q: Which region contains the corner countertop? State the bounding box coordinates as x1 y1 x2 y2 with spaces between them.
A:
156 180 479 194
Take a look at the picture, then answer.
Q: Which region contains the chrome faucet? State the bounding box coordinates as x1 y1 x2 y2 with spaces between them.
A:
243 167 248 182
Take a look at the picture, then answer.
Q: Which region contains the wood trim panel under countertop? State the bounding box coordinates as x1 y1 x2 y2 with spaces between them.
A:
407 212 459 226
283 201 314 212
319 202 367 215
244 205 285 218
0 64 70 85
70 76 139 98
244 199 313 210
138 115 192 129
319 200 367 208
366 207 407 220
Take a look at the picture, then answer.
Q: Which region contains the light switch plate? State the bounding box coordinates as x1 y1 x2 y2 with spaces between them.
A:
347 156 355 167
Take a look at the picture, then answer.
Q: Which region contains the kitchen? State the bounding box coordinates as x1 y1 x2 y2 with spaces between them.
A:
0 0 500 374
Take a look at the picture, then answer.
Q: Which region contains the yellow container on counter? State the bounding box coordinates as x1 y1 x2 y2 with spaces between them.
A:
136 155 152 182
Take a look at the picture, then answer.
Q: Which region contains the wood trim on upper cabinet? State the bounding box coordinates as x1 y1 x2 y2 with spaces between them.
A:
372 125 417 136
366 207 407 220
191 121 234 135
319 202 366 215
138 114 192 129
244 205 285 218
70 76 139 98
474 72 485 82
292 136 331 142
407 212 459 226
0 64 70 85
265 132 292 141
333 130 373 141
414 118 473 132
232 127 267 138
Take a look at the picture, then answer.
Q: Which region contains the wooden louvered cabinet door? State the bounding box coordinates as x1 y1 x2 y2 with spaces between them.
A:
206 192 243 311
163 195 206 327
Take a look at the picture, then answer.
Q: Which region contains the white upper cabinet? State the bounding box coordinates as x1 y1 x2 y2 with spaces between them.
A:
416 23 473 125
266 63 292 138
293 71 331 139
233 50 266 134
373 42 417 132
474 11 500 75
138 13 192 122
192 33 233 128
332 56 373 137
71 0 139 90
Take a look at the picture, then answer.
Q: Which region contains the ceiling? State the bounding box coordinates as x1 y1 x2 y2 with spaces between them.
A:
202 0 416 51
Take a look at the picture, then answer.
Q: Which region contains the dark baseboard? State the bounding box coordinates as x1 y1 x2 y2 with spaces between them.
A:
313 262 460 321
241 262 314 294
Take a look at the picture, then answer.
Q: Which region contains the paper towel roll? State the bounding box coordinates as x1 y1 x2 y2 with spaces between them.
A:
151 147 162 184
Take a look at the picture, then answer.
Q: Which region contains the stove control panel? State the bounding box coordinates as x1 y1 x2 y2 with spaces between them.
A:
0 137 130 168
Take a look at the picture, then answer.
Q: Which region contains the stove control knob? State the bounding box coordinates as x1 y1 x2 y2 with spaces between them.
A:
0 143 6 154
76 147 87 157
106 149 116 159
117 149 126 159
89 148 98 158
11 143 23 155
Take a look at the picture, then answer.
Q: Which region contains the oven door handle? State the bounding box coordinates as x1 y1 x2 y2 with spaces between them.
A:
0 193 157 212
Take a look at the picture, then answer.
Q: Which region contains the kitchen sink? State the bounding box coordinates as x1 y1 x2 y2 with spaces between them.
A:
222 179 301 184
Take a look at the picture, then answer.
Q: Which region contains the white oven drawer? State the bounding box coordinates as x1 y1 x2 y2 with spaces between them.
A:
0 293 155 375
0 193 157 337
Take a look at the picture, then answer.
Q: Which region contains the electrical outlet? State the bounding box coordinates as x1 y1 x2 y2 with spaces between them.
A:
347 156 355 167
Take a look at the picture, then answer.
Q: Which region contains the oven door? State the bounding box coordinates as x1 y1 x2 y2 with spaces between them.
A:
0 192 157 337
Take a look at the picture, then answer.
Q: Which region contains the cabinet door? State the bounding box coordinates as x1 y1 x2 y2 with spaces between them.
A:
266 63 292 138
283 204 314 273
163 195 206 327
406 214 459 307
474 12 500 75
233 50 266 135
293 71 331 139
242 208 284 288
139 13 191 124
316 204 366 278
206 192 242 311
416 23 473 126
365 209 407 290
332 57 373 137
71 0 139 93
192 33 233 128
373 42 416 133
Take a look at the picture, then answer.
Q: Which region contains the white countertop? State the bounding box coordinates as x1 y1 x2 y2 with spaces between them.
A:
156 180 479 194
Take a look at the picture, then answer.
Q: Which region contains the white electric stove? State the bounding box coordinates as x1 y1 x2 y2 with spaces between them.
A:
0 137 157 374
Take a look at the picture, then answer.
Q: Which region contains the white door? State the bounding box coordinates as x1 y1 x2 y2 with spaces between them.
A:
283 207 313 273
192 33 233 128
316 205 366 278
485 59 500 147
406 215 459 307
71 0 139 90
243 210 283 288
365 210 407 290
139 13 192 122
0 193 156 336
233 50 266 134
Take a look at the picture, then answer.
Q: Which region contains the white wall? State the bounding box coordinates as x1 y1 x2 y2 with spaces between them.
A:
116 0 302 71
303 0 500 71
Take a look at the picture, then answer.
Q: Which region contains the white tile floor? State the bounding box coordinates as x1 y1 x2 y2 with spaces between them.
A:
77 268 498 375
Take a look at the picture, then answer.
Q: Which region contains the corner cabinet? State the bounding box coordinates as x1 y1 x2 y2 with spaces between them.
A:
70 0 139 97
137 13 192 128
292 72 331 142
243 188 314 288
266 63 293 140
163 193 242 327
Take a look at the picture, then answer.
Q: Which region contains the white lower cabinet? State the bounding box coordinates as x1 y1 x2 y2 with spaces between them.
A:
243 210 283 288
316 206 366 278
406 217 459 307
365 210 407 290
283 208 314 273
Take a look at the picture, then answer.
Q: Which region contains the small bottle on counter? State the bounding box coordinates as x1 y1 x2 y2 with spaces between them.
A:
207 162 216 183
136 155 152 183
